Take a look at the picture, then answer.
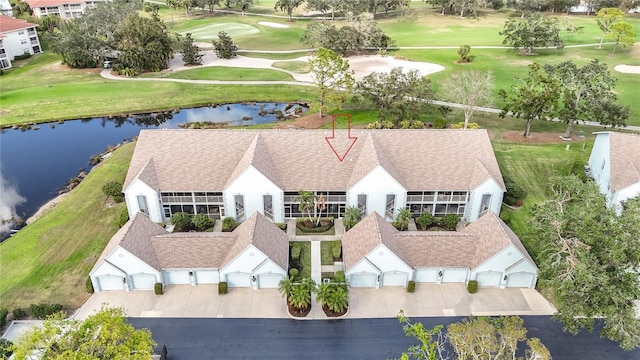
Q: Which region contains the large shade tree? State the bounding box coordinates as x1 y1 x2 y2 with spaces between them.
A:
544 59 628 138
356 67 434 126
498 63 560 138
531 176 640 350
596 7 625 48
114 11 174 74
500 15 565 55
12 307 156 359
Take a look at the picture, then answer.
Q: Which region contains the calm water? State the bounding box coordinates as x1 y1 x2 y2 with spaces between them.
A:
0 102 306 225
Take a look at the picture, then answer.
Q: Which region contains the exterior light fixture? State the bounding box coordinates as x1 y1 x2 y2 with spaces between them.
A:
188 271 194 276
122 277 127 284
438 270 443 277
252 276 257 282
503 274 508 281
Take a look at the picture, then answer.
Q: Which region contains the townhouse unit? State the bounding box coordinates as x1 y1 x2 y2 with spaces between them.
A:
588 131 640 212
123 129 506 225
0 15 41 69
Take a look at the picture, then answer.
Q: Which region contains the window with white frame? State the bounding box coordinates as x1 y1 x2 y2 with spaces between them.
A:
385 194 396 219
235 194 245 221
263 194 273 221
137 195 149 215
407 191 468 217
357 194 367 216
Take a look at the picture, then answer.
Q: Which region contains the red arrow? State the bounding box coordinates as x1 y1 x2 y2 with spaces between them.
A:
325 114 358 162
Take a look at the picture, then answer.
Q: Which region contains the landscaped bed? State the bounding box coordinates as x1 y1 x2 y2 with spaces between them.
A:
295 218 335 236
288 241 311 279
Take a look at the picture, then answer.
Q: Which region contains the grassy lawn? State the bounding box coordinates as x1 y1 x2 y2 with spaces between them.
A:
0 143 135 310
290 241 311 279
272 61 310 73
320 240 341 265
142 66 295 81
494 141 592 262
0 55 314 127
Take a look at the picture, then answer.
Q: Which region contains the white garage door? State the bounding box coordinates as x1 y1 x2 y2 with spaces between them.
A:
414 268 438 283
195 270 218 284
131 273 156 290
349 273 377 288
382 272 408 287
258 273 283 289
441 268 468 283
475 272 502 288
507 272 536 288
97 275 123 291
226 272 251 287
165 270 191 285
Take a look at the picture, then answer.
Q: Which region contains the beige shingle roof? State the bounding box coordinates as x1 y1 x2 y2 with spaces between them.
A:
100 212 288 271
150 233 235 269
344 211 536 271
221 212 289 270
607 132 640 191
342 212 403 270
124 129 505 192
118 213 168 270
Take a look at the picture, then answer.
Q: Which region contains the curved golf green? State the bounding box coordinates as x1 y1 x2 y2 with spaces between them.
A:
181 22 260 40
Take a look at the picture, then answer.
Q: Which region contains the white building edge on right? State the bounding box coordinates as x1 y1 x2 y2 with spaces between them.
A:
588 131 640 213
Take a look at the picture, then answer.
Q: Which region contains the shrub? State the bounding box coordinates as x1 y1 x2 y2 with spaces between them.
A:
442 214 460 230
86 277 94 294
116 207 129 228
290 243 301 261
154 282 164 295
101 180 122 197
366 120 394 129
457 44 471 63
451 121 480 129
171 212 193 231
212 31 238 59
331 241 342 259
218 281 228 295
334 271 346 284
275 222 287 231
399 119 425 129
415 213 435 230
14 52 31 60
0 338 13 359
503 175 527 201
434 118 447 129
0 308 7 328
289 268 299 278
28 304 64 319
192 213 213 230
12 308 27 320
571 160 590 183
112 194 124 203
467 280 479 294
407 280 416 293
499 210 511 224
222 216 238 232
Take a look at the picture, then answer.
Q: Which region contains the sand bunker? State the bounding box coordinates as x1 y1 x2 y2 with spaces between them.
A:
614 65 640 74
258 21 289 29
347 55 445 79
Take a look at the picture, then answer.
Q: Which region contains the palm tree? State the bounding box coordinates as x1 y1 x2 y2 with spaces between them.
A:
288 284 312 310
295 190 315 223
299 277 317 295
342 206 361 230
394 207 412 231
315 282 332 307
326 286 349 314
278 276 295 299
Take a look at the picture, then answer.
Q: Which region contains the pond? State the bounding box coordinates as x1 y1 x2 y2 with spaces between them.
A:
0 102 307 235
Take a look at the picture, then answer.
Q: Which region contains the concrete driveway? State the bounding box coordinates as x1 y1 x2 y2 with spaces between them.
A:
73 284 555 320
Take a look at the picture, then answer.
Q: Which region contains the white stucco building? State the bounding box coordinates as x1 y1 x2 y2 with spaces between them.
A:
123 129 506 226
588 132 640 212
26 0 108 19
90 212 288 292
0 15 41 69
343 211 538 289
